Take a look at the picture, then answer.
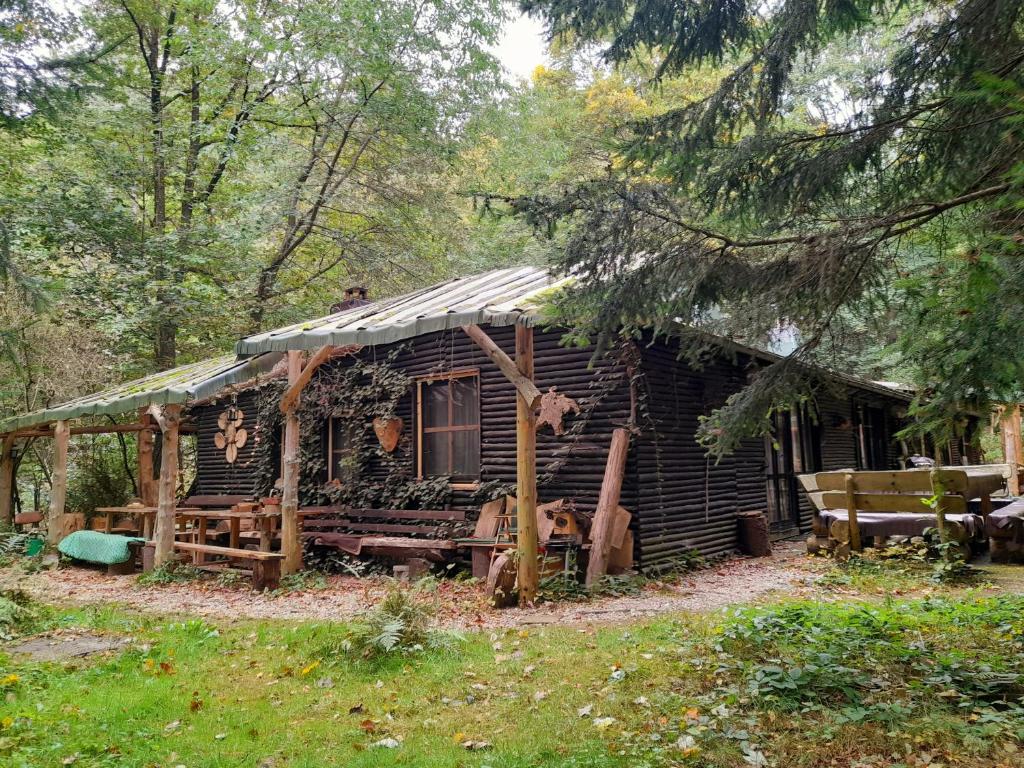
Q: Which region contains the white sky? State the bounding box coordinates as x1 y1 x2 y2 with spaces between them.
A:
492 10 549 83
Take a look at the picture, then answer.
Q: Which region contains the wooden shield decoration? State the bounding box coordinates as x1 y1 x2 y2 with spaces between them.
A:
373 416 403 453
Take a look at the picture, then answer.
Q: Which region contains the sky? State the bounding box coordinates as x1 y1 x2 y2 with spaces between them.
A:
492 10 550 83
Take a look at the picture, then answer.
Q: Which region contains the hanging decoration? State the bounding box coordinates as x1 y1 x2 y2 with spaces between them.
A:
536 387 581 436
214 405 248 463
373 416 404 452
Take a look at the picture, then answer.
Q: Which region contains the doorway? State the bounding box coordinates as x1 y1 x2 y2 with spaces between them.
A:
765 406 822 536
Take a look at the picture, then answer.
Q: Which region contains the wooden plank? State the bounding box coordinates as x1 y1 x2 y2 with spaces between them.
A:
815 469 968 494
2 423 150 439
462 324 542 408
586 428 631 586
174 542 284 560
0 433 15 525
515 324 539 606
47 420 70 545
152 405 181 566
821 491 967 515
281 350 304 575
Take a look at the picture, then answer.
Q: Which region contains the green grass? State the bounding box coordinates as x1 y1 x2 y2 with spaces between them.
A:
1 593 1024 767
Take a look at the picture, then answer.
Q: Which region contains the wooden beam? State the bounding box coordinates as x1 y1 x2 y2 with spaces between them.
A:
47 420 70 545
461 324 542 408
281 350 304 575
1 423 149 440
153 404 182 567
137 408 157 507
279 344 361 414
0 433 15 525
585 428 630 586
515 324 539 606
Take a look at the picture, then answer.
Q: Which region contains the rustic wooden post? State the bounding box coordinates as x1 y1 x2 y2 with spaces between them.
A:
47 420 70 545
843 473 862 552
1000 404 1022 495
929 468 950 549
137 408 157 507
0 434 15 525
515 325 539 606
281 350 304 575
152 404 181 566
586 427 631 586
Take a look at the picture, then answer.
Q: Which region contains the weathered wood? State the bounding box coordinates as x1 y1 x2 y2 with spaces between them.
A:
153 405 181 566
137 409 157 507
816 469 969 494
47 420 70 545
586 427 631 585
462 324 542 408
843 473 862 552
515 324 539 606
999 404 1022 495
2 423 150 439
821 490 968 515
281 350 304 574
0 433 15 525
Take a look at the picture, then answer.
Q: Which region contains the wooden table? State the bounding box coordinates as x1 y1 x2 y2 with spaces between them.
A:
174 509 280 564
95 506 157 539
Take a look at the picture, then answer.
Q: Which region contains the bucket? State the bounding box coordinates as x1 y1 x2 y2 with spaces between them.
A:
25 537 45 557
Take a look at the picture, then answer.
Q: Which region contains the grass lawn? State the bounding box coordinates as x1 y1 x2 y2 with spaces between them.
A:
2 576 1024 768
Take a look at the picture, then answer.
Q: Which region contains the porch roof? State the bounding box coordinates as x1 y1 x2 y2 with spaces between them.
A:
235 266 567 355
0 352 284 433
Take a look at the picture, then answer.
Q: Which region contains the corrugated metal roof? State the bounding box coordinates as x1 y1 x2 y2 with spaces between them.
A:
0 352 284 432
235 266 568 354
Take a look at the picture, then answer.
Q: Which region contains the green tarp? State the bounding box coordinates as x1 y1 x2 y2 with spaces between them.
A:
58 531 145 565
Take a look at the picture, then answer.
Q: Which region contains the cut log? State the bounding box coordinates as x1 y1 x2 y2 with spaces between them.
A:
515 324 539 606
137 409 157 507
487 553 518 608
0 433 15 525
152 405 181 566
281 350 304 574
585 428 631 586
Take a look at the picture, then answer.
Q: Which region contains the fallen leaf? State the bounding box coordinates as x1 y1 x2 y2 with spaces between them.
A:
578 703 594 718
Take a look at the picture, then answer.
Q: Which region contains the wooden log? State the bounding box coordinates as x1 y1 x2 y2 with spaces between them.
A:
281 350 304 575
843 473 862 552
279 345 360 414
47 420 70 545
929 468 950 550
515 324 539 606
0 433 15 525
2 423 150 439
137 409 157 507
152 405 181 567
586 427 631 585
462 324 542 408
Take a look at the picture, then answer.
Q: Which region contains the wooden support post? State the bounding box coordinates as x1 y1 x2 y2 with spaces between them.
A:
843 473 862 552
586 427 631 586
930 468 951 551
152 405 181 567
281 350 304 575
515 324 539 606
137 409 157 507
0 434 15 525
1000 404 1022 495
462 324 542 408
47 420 70 545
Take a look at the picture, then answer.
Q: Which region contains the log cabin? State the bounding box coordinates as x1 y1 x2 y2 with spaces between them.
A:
0 266 980 572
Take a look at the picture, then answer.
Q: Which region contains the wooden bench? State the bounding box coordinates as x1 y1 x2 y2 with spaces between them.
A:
181 495 253 509
173 542 284 590
804 468 990 558
300 507 464 562
986 498 1024 563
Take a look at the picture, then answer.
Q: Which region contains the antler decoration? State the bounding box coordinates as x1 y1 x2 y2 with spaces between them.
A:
214 406 247 463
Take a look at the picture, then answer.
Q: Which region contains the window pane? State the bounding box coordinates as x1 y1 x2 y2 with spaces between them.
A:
450 377 479 427
423 381 449 428
423 432 450 476
451 429 480 478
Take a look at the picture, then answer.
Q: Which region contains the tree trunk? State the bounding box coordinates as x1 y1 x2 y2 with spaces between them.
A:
281 350 304 574
0 434 16 525
137 409 157 508
515 324 538 606
153 405 181 566
47 420 70 545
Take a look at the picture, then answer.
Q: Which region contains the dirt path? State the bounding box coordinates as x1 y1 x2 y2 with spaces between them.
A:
1 542 817 630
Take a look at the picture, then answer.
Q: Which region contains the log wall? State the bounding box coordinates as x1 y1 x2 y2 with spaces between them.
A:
191 389 263 496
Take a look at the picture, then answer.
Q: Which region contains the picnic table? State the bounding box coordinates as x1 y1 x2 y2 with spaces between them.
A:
95 505 203 540
174 508 279 564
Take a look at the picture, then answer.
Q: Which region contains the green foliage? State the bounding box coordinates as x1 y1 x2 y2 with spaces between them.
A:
136 562 202 586
273 570 329 595
0 590 39 639
321 584 460 661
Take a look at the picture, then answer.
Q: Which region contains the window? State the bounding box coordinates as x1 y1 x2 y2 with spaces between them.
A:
327 415 360 484
417 371 480 480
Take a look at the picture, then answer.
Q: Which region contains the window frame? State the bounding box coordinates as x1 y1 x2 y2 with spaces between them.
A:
326 412 361 484
415 369 481 483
